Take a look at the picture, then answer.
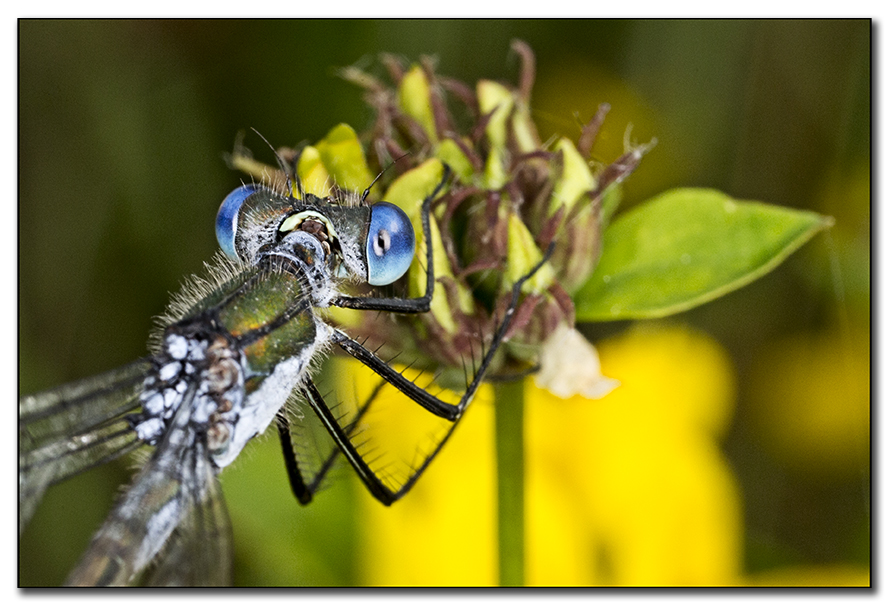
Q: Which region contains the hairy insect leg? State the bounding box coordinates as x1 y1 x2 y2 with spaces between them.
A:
276 381 385 505
318 245 554 505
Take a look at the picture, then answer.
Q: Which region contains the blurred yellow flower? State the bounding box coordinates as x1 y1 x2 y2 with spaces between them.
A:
351 367 499 586
525 323 741 585
352 322 747 585
747 326 870 481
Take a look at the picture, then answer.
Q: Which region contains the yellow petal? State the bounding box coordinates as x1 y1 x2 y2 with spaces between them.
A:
399 65 438 144
315 123 374 192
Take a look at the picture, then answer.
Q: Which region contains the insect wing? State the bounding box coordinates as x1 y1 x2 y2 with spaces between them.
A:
141 440 232 587
19 359 151 533
65 384 205 586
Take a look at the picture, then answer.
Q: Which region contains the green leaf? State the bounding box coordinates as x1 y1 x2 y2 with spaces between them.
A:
574 188 834 321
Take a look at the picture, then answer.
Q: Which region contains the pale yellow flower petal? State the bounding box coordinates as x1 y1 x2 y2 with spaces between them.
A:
534 323 620 399
353 359 498 586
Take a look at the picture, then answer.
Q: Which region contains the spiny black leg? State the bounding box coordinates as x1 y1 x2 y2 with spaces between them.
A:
331 165 452 314
322 244 555 505
300 378 397 505
277 381 387 506
331 329 461 421
276 415 312 505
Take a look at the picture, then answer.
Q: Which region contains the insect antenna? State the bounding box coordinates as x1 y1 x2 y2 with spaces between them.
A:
287 148 306 202
249 127 304 201
360 152 411 205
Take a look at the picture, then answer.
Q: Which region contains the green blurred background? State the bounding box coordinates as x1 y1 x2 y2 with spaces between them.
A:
19 19 870 586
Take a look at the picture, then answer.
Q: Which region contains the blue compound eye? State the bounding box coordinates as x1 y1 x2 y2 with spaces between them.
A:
216 185 260 259
366 202 415 286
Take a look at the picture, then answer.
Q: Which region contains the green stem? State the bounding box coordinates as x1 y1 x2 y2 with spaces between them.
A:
494 379 525 586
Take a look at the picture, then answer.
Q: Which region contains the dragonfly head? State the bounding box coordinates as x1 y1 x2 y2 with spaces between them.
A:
217 186 416 287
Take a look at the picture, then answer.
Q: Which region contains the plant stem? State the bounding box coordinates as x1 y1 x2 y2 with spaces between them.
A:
494 379 525 586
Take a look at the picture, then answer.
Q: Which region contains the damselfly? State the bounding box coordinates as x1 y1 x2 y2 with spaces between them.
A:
19 156 548 586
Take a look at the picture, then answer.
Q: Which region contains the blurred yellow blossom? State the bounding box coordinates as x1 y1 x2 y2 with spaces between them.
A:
747 326 870 481
353 322 746 585
351 364 499 586
526 322 741 585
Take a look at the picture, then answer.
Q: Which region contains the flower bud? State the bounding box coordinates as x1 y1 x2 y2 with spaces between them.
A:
235 44 651 385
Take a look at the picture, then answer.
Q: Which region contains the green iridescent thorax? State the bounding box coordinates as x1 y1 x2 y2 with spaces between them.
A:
215 269 317 378
176 263 318 385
